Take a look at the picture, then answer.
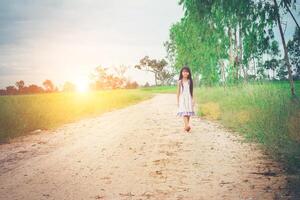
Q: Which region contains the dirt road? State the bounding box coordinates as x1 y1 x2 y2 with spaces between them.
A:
0 93 288 199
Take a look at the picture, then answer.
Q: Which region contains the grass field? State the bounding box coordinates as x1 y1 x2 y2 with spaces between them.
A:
0 89 156 143
195 80 300 173
1 81 299 174
0 85 181 143
140 85 177 93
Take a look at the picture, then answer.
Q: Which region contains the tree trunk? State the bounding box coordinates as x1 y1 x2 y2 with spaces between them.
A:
194 72 199 87
283 0 300 30
234 27 239 80
228 27 234 63
220 60 226 90
273 0 295 96
239 21 247 82
253 57 255 75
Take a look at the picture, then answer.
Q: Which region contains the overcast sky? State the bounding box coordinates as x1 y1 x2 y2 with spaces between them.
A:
0 0 184 89
0 1 299 89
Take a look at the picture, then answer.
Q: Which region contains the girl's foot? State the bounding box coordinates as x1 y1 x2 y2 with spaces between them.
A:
184 126 191 133
186 126 191 132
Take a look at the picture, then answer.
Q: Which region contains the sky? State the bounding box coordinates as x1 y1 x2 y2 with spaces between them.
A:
0 1 299 90
0 0 184 89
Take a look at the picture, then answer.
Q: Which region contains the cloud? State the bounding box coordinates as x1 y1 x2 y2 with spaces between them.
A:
0 65 31 76
0 0 184 88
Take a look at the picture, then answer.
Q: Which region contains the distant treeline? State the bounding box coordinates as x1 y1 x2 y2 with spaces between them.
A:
0 58 178 96
0 65 150 96
0 80 58 95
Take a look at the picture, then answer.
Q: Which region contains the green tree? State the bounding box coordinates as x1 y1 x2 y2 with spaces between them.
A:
272 0 296 96
167 0 278 86
135 56 172 86
287 27 300 80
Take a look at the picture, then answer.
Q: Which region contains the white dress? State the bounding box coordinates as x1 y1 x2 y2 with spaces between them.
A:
177 79 195 117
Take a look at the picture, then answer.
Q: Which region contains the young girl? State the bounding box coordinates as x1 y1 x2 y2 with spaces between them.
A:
176 66 195 133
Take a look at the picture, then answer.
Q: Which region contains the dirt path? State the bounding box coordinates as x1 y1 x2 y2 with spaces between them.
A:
0 93 289 199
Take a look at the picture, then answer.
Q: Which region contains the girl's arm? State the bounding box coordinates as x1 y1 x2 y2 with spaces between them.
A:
176 80 181 106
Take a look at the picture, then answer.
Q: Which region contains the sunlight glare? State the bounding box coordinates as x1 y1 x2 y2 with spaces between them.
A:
74 79 90 93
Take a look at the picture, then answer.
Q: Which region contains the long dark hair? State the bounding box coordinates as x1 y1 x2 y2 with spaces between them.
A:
178 66 193 97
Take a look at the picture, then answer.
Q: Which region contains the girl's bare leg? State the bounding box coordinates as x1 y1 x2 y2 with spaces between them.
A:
187 116 191 131
183 116 189 131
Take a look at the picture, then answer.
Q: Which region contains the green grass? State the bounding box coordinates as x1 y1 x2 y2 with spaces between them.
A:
1 81 299 175
0 86 177 143
0 89 157 143
195 80 300 173
140 85 176 93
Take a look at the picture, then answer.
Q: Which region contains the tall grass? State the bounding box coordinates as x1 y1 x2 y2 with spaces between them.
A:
0 89 154 143
195 80 300 172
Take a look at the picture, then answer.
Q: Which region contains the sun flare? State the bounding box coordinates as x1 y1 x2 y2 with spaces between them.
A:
74 79 90 93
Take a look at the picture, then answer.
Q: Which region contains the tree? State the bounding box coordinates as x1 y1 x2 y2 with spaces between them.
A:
158 69 176 85
125 81 139 89
287 27 300 80
43 79 55 92
0 89 6 95
90 66 109 90
277 59 289 80
5 86 17 95
63 81 76 92
113 65 129 80
264 58 280 80
90 65 127 90
135 56 173 86
113 65 130 88
105 75 124 89
15 80 25 93
282 0 300 30
272 0 296 96
27 84 44 93
169 0 278 86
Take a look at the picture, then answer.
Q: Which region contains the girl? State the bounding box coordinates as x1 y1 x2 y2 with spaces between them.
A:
176 66 195 133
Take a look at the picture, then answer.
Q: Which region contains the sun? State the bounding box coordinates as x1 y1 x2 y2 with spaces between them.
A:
74 79 89 93
77 84 89 93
